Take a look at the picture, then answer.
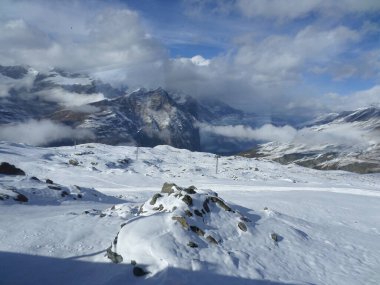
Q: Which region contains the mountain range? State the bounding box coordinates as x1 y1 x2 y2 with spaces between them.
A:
1 64 379 173
241 107 380 173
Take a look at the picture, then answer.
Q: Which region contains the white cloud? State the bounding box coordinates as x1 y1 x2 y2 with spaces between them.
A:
0 70 37 97
0 0 378 121
35 88 105 107
323 86 380 111
0 120 94 146
200 122 379 148
199 123 298 142
0 7 165 72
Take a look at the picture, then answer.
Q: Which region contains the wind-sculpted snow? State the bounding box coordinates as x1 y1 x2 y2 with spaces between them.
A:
0 142 379 284
107 183 263 279
0 175 123 205
103 183 380 284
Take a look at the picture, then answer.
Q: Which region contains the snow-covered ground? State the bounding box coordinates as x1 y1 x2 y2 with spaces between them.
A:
0 142 379 285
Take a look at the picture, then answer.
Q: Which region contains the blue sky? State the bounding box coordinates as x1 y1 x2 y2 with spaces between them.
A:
0 0 379 117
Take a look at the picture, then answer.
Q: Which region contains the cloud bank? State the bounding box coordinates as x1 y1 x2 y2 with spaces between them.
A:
0 0 379 120
0 120 94 146
200 122 379 147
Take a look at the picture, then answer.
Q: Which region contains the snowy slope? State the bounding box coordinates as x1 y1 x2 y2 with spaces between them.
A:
0 142 380 285
242 107 380 174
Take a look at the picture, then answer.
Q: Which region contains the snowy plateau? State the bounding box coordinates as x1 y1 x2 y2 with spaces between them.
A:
0 142 379 285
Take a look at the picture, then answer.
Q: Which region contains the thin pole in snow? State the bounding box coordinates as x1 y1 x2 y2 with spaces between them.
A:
215 155 220 174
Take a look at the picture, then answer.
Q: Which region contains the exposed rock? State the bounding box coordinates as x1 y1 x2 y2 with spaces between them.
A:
210 196 232 212
150 193 163 205
61 191 69 197
46 179 54 184
271 233 279 242
187 241 198 248
183 186 197 194
190 225 205 237
48 185 62 190
153 204 164 211
238 222 247 232
0 193 10 200
133 266 149 277
203 199 210 213
161 182 177 194
30 176 40 181
182 195 193 206
206 235 218 245
194 209 203 217
69 159 79 166
14 193 28 203
172 216 189 230
0 162 25 176
106 246 123 264
184 210 193 217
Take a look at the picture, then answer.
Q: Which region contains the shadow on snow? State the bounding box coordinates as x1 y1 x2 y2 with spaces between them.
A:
0 251 302 285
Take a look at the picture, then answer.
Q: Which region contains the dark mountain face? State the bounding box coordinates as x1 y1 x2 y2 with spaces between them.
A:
50 88 201 150
0 65 259 152
0 65 28 79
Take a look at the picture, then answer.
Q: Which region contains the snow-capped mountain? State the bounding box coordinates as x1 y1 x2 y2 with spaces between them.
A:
51 88 201 150
241 107 380 173
1 64 379 169
0 65 258 152
0 65 124 124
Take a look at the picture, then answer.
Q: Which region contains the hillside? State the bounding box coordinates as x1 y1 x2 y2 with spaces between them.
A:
1 142 379 284
241 107 380 174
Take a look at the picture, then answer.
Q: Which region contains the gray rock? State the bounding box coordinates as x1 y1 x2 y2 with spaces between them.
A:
69 159 79 166
153 204 164 211
210 196 232 212
183 186 197 194
161 182 177 194
0 162 25 176
106 246 123 264
172 216 189 230
48 185 62 190
194 209 203 217
190 225 205 236
187 241 198 248
271 233 279 242
203 199 210 213
206 235 218 245
0 193 10 200
133 266 149 277
182 195 193 206
150 193 163 205
13 193 28 203
238 222 247 232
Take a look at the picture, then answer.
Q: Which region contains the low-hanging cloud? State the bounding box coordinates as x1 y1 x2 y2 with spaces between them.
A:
35 88 105 107
200 122 379 147
199 123 298 143
0 119 94 146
